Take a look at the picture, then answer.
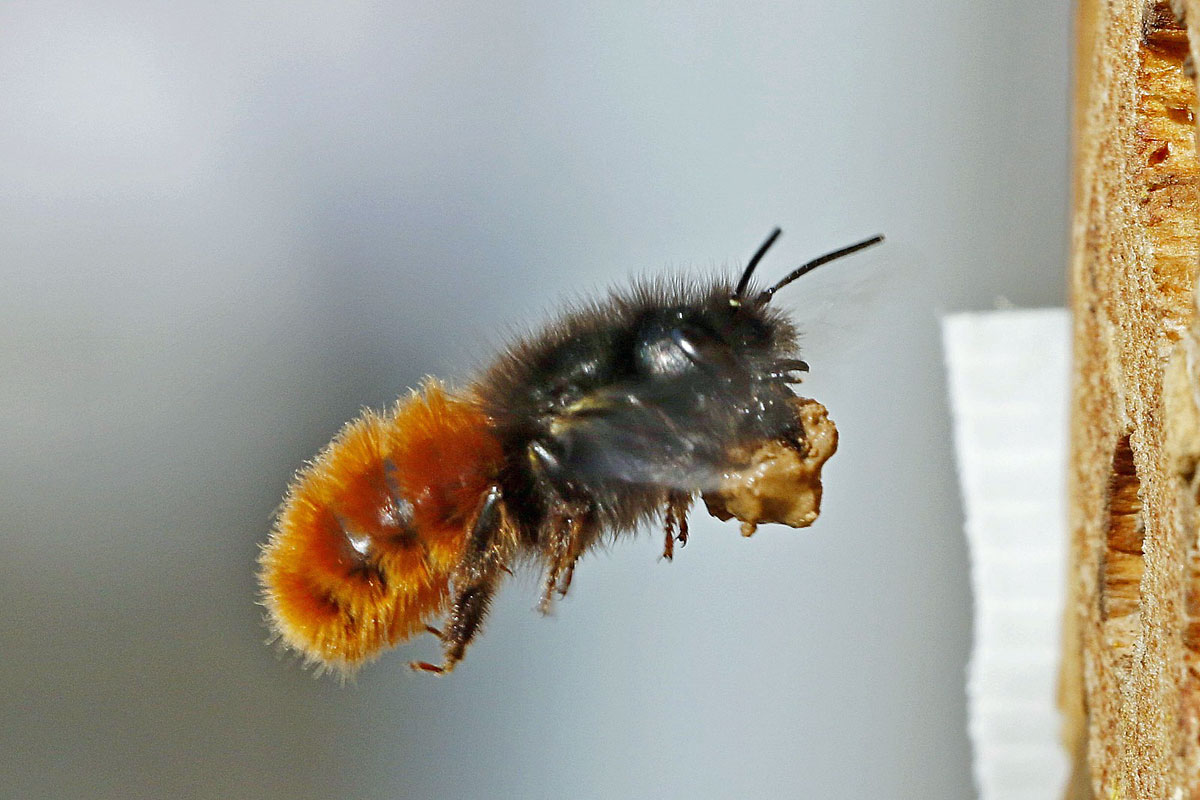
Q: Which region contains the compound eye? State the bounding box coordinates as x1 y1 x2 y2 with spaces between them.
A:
637 321 740 377
635 310 744 377
636 324 695 376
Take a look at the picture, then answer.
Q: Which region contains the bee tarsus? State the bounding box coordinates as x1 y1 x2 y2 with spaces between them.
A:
409 661 445 675
661 491 691 561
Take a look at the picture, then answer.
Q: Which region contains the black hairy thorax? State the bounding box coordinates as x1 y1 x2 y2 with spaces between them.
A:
474 281 805 550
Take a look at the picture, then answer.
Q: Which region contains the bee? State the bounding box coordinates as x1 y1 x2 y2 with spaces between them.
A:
258 228 883 675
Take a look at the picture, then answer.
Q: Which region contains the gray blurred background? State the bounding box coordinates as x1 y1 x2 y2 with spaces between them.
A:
0 2 1070 798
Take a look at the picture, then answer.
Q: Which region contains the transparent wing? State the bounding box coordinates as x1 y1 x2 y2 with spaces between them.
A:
768 236 910 389
542 371 798 493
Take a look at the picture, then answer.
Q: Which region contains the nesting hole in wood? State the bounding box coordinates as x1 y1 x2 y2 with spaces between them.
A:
1139 0 1200 322
1100 435 1145 673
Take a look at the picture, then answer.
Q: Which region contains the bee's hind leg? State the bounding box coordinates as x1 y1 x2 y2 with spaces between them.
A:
411 485 510 675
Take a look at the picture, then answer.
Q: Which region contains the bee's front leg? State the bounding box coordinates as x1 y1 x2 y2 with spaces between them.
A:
661 491 691 560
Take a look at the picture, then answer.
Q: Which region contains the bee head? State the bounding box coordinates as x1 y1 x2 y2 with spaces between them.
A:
626 228 885 381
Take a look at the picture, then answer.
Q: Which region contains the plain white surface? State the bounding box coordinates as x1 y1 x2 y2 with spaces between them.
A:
944 309 1071 800
1 3 1070 798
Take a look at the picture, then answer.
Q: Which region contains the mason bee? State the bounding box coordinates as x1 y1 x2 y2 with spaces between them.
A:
258 229 883 675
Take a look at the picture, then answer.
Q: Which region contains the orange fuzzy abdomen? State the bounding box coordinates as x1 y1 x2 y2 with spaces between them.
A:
258 380 503 673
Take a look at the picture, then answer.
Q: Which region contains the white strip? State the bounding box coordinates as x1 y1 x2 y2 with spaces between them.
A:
942 308 1071 800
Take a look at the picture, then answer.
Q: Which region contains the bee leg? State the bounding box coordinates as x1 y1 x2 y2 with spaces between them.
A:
439 583 499 671
540 511 586 611
662 508 676 561
557 560 577 597
559 514 590 598
540 514 571 612
674 494 690 548
410 485 509 674
661 491 691 560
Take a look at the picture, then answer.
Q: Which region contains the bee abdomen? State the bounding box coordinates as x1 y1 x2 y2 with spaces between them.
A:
258 380 503 673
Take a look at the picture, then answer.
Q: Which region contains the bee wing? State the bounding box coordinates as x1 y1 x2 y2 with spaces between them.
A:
545 372 793 492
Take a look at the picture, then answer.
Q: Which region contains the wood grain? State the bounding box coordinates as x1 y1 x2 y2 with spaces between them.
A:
1065 0 1200 796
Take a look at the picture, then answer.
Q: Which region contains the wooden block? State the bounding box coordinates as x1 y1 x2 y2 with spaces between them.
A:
1065 0 1200 796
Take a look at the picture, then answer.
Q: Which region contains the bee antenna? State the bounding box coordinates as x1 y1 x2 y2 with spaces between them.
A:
731 227 783 306
758 234 885 304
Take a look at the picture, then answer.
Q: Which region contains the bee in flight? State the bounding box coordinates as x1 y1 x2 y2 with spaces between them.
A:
258 229 883 675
